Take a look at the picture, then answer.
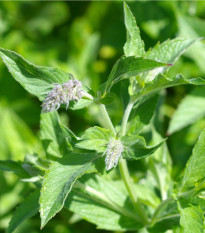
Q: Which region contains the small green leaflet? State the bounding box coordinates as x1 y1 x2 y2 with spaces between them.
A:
178 201 204 233
40 111 74 160
121 135 166 160
123 2 145 57
7 189 40 233
0 48 92 109
177 129 205 194
75 126 113 152
101 56 169 96
40 152 103 228
168 86 205 134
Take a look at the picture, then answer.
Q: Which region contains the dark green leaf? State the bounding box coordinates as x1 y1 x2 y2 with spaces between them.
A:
102 56 169 96
0 48 92 110
0 48 72 101
121 135 166 160
7 189 40 233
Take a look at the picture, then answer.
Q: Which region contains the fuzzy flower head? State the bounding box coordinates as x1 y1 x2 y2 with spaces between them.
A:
41 79 84 113
104 138 124 171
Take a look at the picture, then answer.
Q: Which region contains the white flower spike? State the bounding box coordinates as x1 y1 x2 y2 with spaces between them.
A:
104 138 124 171
41 79 84 113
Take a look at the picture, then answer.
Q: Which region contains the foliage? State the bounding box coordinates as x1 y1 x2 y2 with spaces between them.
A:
1 1 205 233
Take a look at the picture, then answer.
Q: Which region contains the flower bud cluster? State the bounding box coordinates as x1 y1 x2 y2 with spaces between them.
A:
42 79 84 113
105 138 124 171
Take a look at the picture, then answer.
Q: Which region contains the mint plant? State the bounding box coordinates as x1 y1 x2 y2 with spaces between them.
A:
1 2 205 233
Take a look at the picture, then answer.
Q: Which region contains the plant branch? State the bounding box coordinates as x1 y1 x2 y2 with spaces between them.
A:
119 99 149 225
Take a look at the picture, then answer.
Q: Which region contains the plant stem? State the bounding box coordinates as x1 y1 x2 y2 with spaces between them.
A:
119 99 149 225
121 100 134 135
151 197 174 225
99 104 116 136
119 159 149 225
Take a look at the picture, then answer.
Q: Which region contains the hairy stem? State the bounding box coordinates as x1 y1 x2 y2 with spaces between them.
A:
119 100 149 225
99 104 116 136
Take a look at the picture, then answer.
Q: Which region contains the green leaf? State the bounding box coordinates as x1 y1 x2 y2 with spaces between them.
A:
123 2 145 57
0 106 39 160
128 95 159 135
102 56 169 96
178 201 204 233
177 13 205 73
0 48 72 101
76 126 113 152
7 189 40 233
145 38 199 64
40 112 73 160
134 184 160 208
177 129 205 194
168 86 205 135
65 174 142 231
0 48 92 110
40 152 103 228
133 73 205 101
0 160 28 178
121 135 166 160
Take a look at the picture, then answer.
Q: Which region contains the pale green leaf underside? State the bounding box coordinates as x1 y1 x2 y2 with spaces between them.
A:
178 129 205 193
7 189 40 233
179 203 204 233
168 86 205 134
40 153 101 228
65 175 142 231
123 2 145 57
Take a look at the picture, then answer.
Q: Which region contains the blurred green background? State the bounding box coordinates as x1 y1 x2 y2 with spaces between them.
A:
0 1 205 233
